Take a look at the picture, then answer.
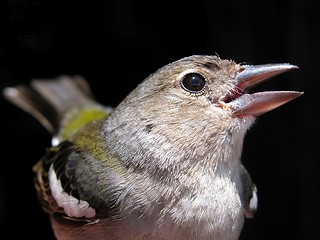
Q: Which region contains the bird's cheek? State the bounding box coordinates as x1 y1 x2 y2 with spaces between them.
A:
206 105 234 126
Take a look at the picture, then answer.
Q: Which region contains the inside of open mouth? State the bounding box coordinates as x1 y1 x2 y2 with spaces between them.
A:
221 82 247 103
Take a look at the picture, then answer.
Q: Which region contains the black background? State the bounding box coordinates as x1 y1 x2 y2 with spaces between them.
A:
0 0 317 239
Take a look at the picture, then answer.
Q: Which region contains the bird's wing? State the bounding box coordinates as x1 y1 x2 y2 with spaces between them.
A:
239 164 258 219
33 140 119 224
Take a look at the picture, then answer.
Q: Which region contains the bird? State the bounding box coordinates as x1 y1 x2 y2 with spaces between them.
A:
2 55 303 240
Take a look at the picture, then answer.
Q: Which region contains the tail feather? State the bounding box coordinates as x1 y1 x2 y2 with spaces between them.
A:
3 75 98 135
30 75 95 115
3 84 59 134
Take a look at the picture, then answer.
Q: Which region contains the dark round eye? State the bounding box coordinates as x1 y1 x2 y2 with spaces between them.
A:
180 73 206 93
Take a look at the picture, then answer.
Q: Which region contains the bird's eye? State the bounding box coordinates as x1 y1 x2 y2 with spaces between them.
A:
180 73 206 93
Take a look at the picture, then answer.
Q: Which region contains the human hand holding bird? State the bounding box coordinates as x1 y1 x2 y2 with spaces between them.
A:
3 55 303 240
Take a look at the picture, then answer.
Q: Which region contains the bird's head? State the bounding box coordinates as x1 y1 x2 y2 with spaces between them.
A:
120 55 302 132
106 55 303 167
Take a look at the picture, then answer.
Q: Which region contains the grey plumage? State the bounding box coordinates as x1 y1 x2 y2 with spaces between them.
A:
2 55 302 240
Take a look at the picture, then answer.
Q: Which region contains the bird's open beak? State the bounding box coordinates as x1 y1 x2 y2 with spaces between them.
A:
218 63 303 117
